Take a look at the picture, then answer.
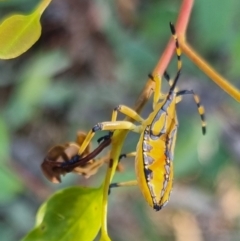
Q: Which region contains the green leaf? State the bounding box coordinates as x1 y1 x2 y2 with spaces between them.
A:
21 186 103 241
0 0 52 59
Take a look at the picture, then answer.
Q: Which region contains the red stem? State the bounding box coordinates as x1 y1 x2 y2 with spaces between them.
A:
153 0 194 76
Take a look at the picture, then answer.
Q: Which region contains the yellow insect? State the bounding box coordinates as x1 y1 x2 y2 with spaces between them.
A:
74 22 206 210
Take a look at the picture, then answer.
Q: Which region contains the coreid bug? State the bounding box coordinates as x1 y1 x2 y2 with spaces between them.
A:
72 22 206 210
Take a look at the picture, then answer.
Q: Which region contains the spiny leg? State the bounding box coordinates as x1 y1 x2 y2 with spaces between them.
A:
177 89 206 134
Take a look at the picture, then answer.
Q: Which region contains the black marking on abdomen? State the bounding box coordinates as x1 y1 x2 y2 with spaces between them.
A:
144 168 153 181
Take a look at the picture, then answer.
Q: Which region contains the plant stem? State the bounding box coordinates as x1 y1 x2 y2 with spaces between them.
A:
181 42 240 102
36 0 52 15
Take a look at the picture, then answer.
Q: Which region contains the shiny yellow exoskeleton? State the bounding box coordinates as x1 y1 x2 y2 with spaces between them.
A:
74 23 206 210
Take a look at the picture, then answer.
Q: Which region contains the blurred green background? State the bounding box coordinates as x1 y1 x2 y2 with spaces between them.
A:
0 0 240 240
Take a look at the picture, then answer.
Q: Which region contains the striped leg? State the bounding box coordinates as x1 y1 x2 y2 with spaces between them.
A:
177 89 206 134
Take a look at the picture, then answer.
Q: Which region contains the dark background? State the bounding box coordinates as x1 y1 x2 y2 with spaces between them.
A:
0 0 240 240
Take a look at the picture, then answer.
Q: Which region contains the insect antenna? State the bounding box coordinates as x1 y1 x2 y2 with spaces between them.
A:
169 70 181 93
169 22 182 71
169 22 182 93
163 71 174 87
177 89 206 135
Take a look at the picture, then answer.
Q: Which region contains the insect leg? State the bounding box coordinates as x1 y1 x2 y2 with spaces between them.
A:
148 74 163 110
77 121 142 156
98 105 144 147
108 152 137 194
177 89 206 134
110 180 138 188
62 137 112 169
119 152 136 162
109 180 138 194
111 105 144 123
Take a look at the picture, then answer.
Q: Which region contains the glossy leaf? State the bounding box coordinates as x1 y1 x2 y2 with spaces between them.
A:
22 186 102 241
0 0 52 59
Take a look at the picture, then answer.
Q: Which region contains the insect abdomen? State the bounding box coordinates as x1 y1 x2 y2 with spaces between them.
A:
135 122 176 211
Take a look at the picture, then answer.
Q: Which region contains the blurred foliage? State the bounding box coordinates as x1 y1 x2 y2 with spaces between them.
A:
5 50 70 128
0 0 239 241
